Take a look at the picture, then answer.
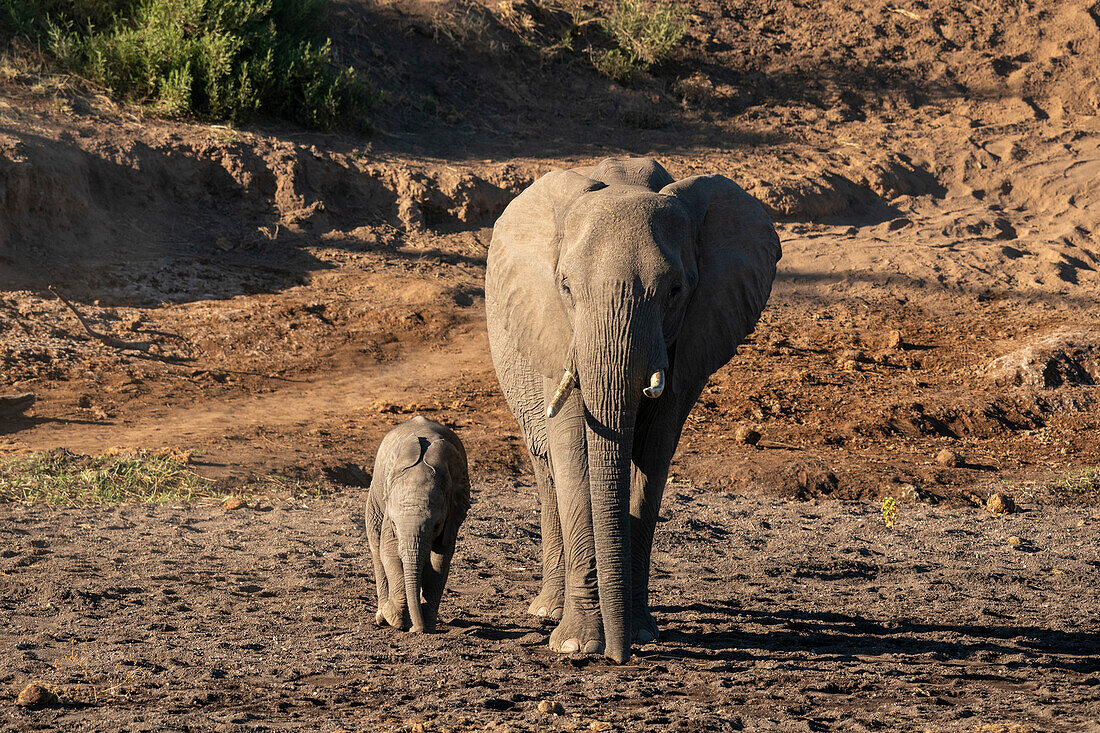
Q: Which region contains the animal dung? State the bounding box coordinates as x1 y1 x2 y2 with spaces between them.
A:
986 493 1016 515
16 682 57 707
734 424 761 446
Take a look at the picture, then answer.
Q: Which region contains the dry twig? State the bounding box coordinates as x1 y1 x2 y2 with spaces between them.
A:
48 286 151 353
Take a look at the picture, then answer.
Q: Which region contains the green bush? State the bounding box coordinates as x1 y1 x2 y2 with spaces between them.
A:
598 0 686 82
3 0 370 129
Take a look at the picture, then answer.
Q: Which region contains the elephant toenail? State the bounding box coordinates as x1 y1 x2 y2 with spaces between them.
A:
583 640 603 654
559 639 579 653
536 607 547 617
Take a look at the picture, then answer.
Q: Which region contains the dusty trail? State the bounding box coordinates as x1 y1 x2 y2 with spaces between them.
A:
18 321 497 477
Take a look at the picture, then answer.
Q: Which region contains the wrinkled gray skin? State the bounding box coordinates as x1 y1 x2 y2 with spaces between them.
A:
486 158 781 662
366 416 470 633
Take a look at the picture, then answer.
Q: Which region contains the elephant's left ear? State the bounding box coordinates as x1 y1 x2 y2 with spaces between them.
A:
427 438 471 523
660 175 782 396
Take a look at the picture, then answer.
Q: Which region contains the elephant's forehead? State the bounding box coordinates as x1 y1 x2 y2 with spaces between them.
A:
565 187 688 235
561 188 690 275
389 467 443 507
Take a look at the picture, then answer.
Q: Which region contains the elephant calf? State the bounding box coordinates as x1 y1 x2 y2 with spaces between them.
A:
366 416 470 633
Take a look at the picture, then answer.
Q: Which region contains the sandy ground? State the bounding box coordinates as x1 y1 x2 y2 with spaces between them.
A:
2 480 1098 731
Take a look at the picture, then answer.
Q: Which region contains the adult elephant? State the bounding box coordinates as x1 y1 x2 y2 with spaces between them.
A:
486 158 781 663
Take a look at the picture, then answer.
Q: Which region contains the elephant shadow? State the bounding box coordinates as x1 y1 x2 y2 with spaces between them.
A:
648 601 1100 674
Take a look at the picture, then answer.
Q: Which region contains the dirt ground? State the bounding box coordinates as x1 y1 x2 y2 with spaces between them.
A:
2 484 1098 731
3 0 1100 729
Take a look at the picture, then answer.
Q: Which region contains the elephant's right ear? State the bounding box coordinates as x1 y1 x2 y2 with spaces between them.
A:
487 170 603 379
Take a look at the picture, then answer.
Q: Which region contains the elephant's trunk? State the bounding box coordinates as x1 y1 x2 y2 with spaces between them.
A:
576 299 657 663
397 528 430 632
584 403 634 663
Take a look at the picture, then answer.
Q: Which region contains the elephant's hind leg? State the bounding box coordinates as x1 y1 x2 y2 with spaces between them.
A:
527 451 565 621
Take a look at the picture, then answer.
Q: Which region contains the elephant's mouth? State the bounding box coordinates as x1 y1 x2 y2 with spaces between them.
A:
546 366 665 418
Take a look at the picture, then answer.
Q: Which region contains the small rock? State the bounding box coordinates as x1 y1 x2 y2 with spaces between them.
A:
734 424 761 446
986 493 1015 515
222 496 246 511
897 483 920 502
16 682 57 707
935 449 962 468
1007 535 1022 546
842 359 860 372
373 401 399 414
0 392 35 417
886 330 904 349
537 700 565 714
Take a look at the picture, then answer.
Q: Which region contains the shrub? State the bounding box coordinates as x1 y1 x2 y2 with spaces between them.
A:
4 0 371 129
598 0 686 81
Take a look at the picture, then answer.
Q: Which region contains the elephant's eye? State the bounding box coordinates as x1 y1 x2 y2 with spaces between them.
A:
560 278 573 302
667 283 682 304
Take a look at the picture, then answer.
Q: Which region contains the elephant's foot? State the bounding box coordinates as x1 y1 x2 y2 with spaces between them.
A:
550 608 604 655
379 599 409 629
527 585 565 622
632 605 659 644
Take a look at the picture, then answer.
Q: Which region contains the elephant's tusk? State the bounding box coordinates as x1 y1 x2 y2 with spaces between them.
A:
642 369 665 399
545 371 576 419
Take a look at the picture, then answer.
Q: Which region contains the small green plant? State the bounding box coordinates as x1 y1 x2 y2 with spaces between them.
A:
593 47 635 82
597 0 686 81
1046 466 1100 495
881 496 898 528
0 449 218 505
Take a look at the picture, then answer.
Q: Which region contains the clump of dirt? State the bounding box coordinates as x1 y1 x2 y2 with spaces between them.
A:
989 331 1100 388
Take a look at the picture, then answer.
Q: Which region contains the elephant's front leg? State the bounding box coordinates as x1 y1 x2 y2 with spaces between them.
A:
545 387 603 655
420 539 454 632
378 518 410 629
629 389 699 643
365 497 389 626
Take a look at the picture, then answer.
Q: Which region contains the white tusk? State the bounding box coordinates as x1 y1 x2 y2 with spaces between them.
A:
545 371 576 418
642 369 665 399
